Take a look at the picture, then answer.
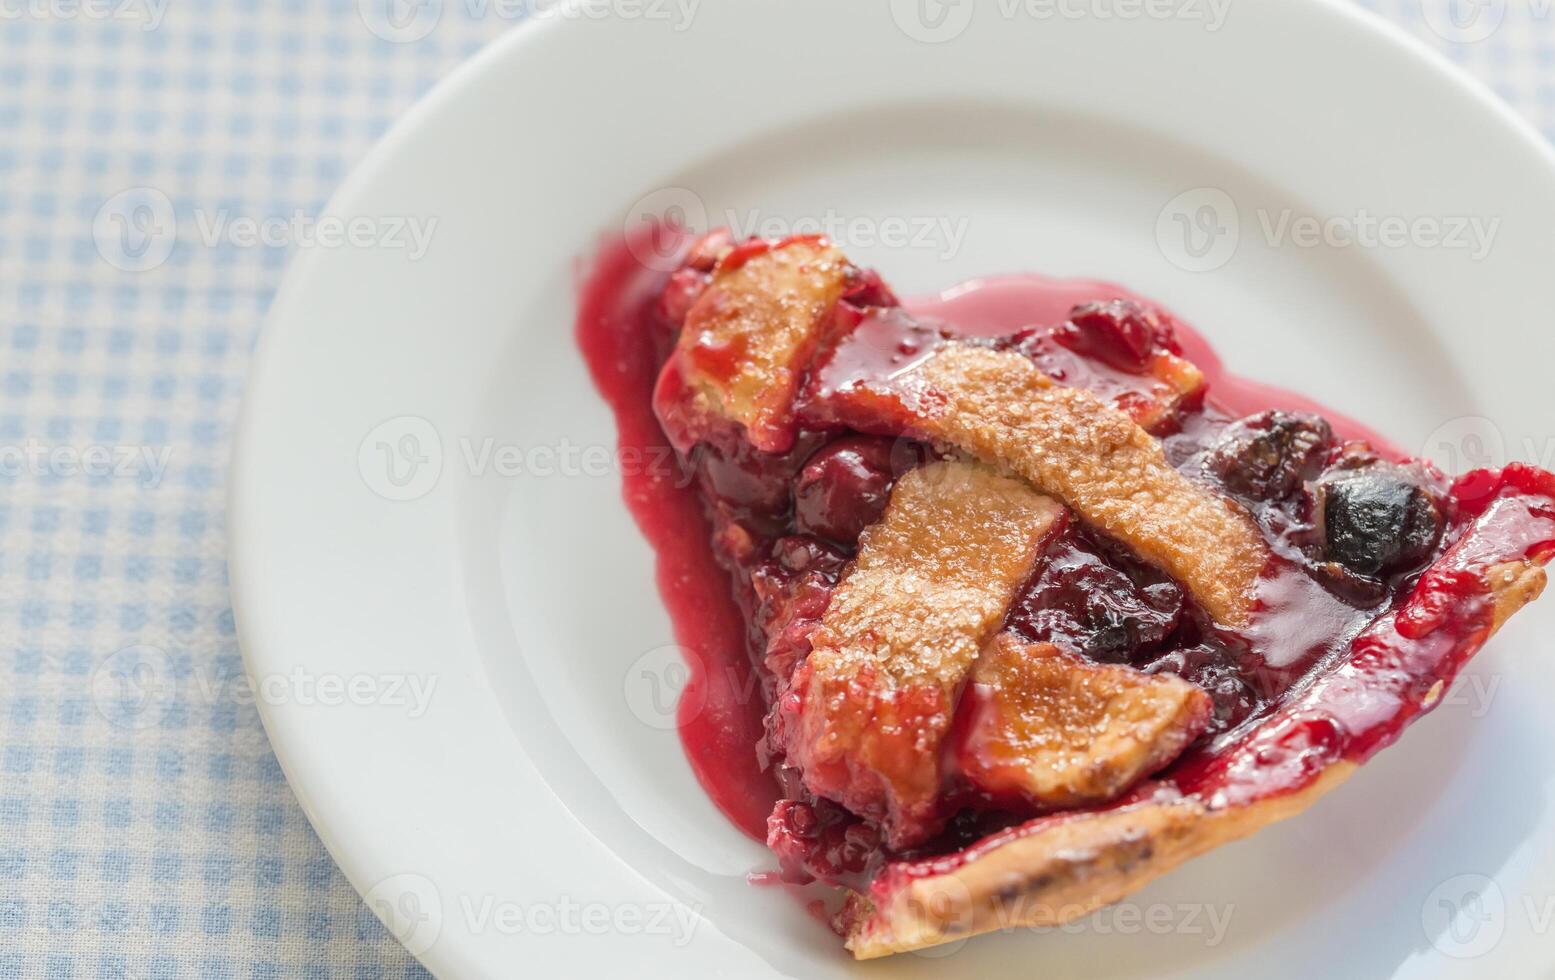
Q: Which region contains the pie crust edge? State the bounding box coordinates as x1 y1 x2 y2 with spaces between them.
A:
843 558 1546 959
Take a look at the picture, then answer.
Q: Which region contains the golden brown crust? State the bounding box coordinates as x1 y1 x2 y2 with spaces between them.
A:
673 238 847 452
795 461 1066 845
957 637 1212 809
843 550 1546 959
843 765 1356 959
1485 559 1547 630
879 344 1267 626
656 243 1555 959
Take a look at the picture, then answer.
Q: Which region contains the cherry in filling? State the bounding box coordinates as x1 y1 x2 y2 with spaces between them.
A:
577 227 1555 902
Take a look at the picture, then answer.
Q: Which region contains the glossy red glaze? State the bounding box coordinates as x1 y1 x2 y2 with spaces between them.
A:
575 230 776 839
577 229 1555 890
908 273 1399 448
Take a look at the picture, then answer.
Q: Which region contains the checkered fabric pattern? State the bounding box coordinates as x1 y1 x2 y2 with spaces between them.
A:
0 1 1547 976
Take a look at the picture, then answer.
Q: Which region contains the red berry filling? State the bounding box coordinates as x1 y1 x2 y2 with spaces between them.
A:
577 228 1555 907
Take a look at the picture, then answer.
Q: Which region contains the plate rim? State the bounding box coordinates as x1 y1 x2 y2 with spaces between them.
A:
228 2 1555 976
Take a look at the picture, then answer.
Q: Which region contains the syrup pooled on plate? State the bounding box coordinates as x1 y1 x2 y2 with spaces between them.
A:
576 227 1555 945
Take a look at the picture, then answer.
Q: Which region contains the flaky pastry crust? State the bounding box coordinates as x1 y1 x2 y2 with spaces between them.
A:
793 460 1065 846
958 636 1212 808
842 553 1545 958
665 237 847 453
823 342 1269 625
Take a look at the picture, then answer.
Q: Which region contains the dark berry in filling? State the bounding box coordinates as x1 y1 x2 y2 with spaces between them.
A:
1143 640 1268 735
1207 410 1334 503
792 437 900 546
580 231 1555 903
1005 526 1185 665
1316 464 1446 579
691 431 830 536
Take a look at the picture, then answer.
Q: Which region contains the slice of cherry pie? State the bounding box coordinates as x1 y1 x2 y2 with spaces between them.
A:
578 229 1555 958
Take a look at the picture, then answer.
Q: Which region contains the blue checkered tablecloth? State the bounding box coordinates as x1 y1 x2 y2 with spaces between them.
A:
0 1 1549 976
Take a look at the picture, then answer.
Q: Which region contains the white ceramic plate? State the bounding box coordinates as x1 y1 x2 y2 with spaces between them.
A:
229 2 1555 976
